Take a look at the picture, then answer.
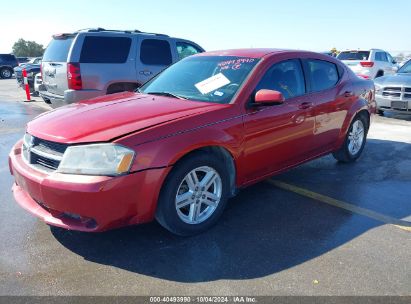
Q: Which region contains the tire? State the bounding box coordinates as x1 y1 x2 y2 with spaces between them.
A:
0 68 12 79
375 71 384 78
332 114 368 163
377 109 384 116
41 96 51 104
155 152 230 236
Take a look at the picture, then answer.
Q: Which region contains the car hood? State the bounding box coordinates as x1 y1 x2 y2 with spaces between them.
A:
374 73 411 86
27 92 227 143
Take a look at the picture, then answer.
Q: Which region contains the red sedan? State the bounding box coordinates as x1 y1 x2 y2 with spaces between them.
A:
9 49 375 236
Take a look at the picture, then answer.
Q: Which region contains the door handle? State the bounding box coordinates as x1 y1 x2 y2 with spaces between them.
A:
299 102 313 110
344 91 354 97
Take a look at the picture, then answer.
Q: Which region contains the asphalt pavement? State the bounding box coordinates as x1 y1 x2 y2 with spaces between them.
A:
0 78 410 296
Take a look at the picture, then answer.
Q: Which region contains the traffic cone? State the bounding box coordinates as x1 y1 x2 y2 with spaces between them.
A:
22 69 31 102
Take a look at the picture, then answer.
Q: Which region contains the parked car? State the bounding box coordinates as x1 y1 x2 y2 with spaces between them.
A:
19 57 42 67
9 49 375 236
374 59 411 115
39 28 205 108
0 54 18 78
322 51 336 57
17 57 30 65
14 62 41 95
337 49 397 79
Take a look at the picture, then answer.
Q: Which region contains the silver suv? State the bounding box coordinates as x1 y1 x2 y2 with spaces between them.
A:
39 28 204 107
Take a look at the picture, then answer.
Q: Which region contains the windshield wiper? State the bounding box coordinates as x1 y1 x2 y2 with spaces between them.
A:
146 91 188 100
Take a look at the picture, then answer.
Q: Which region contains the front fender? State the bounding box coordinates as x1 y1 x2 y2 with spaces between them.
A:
124 124 242 173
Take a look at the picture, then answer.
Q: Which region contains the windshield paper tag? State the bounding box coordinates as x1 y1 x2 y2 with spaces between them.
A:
195 73 230 94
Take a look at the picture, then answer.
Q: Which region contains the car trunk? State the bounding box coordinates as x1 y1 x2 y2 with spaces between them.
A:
341 60 363 67
42 35 75 96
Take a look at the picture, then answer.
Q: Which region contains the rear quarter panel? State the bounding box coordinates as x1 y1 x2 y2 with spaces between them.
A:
334 70 375 149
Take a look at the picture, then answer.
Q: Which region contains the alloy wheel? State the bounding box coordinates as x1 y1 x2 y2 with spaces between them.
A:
175 166 222 224
348 119 365 156
1 69 11 78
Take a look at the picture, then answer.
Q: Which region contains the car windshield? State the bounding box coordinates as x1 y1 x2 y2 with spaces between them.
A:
398 60 411 73
139 56 259 104
337 51 370 61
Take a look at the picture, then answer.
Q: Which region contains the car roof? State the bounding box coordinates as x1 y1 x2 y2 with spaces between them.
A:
194 48 299 58
53 28 171 39
341 49 385 52
194 48 319 59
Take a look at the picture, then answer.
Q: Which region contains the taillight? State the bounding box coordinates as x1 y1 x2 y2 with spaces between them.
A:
357 74 370 79
360 61 374 67
67 63 82 90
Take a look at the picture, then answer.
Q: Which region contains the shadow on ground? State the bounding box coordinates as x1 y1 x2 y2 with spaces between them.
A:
51 139 410 283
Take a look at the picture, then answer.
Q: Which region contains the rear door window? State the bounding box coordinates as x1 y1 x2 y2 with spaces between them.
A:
43 37 74 62
256 59 305 99
176 42 202 60
80 36 131 63
306 59 339 92
140 39 172 65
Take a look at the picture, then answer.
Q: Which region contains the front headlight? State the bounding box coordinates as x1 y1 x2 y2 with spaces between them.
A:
58 144 135 176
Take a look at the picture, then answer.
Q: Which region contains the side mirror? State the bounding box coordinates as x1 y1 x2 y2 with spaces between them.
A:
254 89 284 105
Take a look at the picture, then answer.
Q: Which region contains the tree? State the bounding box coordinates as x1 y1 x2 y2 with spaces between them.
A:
330 47 339 56
12 39 44 57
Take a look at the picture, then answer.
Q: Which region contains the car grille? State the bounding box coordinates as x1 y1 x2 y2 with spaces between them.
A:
22 135 68 172
381 86 411 100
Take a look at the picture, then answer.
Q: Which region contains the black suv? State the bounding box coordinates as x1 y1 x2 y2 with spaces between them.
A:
0 54 18 79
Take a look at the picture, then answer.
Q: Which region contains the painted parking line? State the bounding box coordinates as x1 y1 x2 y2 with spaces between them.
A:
267 179 411 232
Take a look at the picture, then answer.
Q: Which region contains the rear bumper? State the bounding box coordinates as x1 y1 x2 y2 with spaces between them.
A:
9 141 171 232
39 87 103 107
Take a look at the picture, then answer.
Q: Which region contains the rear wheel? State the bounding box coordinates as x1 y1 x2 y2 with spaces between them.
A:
0 68 12 79
41 96 51 104
332 114 368 163
155 152 230 236
377 109 384 116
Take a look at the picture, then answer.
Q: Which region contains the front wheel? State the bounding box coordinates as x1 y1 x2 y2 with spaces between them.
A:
332 114 368 163
155 152 230 236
